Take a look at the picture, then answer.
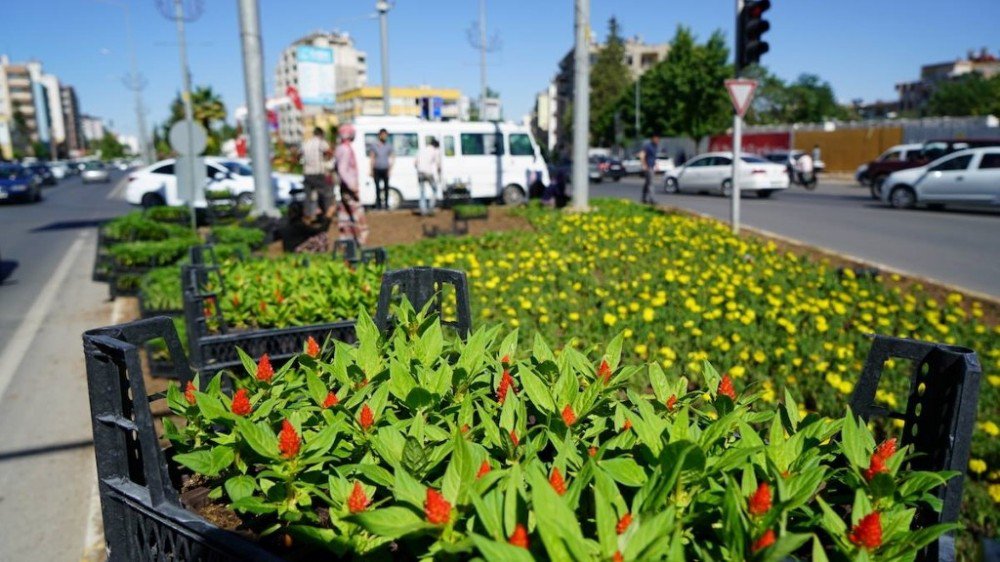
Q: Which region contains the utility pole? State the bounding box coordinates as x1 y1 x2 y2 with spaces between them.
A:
97 0 152 164
571 0 590 210
467 0 500 121
236 0 277 216
376 1 391 115
731 0 744 234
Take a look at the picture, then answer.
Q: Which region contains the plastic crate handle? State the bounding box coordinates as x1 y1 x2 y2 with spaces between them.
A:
375 267 471 338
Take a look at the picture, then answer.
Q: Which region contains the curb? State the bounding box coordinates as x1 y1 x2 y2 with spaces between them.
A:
663 204 1000 308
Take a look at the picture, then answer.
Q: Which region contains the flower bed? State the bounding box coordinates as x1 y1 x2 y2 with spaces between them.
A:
162 306 959 560
385 199 1000 542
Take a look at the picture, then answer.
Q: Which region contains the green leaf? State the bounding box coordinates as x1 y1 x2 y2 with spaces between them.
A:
648 362 670 404
759 532 811 562
388 359 417 404
604 332 624 371
393 467 427 509
234 417 279 460
600 458 647 487
173 450 218 476
470 533 536 562
531 332 556 363
402 436 429 475
816 497 847 535
305 370 327 407
349 506 428 539
841 409 875 469
231 496 278 514
194 391 228 422
302 421 341 460
519 369 556 413
225 475 256 502
442 433 476 505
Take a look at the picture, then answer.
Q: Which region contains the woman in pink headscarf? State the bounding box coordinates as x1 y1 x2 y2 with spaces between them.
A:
330 123 369 244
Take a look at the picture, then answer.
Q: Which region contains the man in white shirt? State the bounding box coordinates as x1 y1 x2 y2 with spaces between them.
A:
301 127 332 216
415 137 442 215
796 152 815 186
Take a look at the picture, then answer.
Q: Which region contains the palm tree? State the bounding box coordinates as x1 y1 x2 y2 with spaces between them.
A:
169 86 226 131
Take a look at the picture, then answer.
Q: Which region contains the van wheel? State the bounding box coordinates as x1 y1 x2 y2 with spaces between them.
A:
502 184 526 205
386 188 403 210
236 192 254 207
141 193 165 208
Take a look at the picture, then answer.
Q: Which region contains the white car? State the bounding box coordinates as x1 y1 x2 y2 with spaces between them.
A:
880 147 1000 209
124 157 294 208
663 152 789 198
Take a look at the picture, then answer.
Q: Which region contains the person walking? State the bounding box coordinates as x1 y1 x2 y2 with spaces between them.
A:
415 137 442 215
641 134 660 205
812 144 822 164
331 124 369 244
301 127 332 217
368 128 394 209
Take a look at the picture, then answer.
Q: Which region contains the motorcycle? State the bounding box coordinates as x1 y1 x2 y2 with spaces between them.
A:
788 166 818 190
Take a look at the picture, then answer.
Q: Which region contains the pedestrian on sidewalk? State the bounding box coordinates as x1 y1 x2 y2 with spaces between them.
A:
301 127 332 217
369 128 394 209
415 137 442 215
641 134 660 204
332 124 369 244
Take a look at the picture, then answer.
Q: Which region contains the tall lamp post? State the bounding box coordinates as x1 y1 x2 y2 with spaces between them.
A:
236 0 277 216
571 0 590 211
97 0 152 164
375 1 392 115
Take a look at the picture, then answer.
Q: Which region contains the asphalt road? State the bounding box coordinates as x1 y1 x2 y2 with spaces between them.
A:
0 170 131 561
590 175 1000 299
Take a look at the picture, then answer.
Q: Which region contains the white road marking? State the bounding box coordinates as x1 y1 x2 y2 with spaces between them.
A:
0 231 88 402
105 176 128 201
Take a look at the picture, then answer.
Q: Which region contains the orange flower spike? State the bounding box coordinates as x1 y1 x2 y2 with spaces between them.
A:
278 420 301 459
717 373 737 400
231 388 252 416
864 438 898 481
305 336 320 358
508 524 529 549
496 369 514 404
500 354 511 365
666 394 678 411
597 359 613 383
616 513 633 534
612 551 624 562
476 460 491 479
622 419 633 432
423 488 452 525
322 391 338 408
359 404 375 431
184 381 197 405
748 482 772 516
751 529 776 552
561 404 577 426
509 430 520 446
549 467 567 496
347 481 370 513
588 446 598 457
849 512 883 549
255 354 274 382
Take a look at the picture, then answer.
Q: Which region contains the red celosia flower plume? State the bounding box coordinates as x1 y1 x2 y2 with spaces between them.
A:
748 482 772 516
278 419 300 459
751 529 776 552
864 438 898 481
598 359 613 383
359 404 374 430
549 467 567 495
849 512 883 549
508 523 529 548
497 369 514 404
717 374 736 400
616 513 632 534
666 394 678 411
230 388 252 416
509 430 520 446
424 488 452 525
476 461 491 479
255 354 274 382
347 481 369 513
322 391 338 408
306 336 320 358
561 404 577 426
184 381 197 405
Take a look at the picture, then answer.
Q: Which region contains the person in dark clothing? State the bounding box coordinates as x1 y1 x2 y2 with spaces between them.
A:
368 128 394 209
275 202 328 253
641 134 660 205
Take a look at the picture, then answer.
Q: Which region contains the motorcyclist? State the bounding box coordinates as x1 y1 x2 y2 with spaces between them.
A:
795 152 816 187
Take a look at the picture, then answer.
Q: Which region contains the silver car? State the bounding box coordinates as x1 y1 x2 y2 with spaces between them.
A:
881 147 1000 209
81 161 111 184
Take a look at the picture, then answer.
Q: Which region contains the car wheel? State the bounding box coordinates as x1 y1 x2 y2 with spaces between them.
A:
871 175 888 199
889 186 916 209
502 184 526 205
236 192 254 207
141 192 165 208
757 189 774 199
663 177 679 194
721 179 733 198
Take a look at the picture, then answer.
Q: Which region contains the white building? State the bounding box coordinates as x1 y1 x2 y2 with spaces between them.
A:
274 31 368 144
81 115 104 143
40 74 64 147
531 82 558 154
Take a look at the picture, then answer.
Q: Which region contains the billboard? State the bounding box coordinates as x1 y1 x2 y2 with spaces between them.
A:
295 46 336 107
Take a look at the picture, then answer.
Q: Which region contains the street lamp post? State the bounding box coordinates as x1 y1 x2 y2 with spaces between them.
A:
236 0 277 217
571 0 590 211
376 1 391 116
97 0 152 164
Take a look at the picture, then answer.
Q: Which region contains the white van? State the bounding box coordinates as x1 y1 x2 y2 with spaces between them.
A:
348 116 549 208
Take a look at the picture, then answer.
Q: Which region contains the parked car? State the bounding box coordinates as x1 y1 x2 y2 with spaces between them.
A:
655 153 676 175
82 161 111 184
855 143 922 187
880 147 1000 209
866 138 1000 200
606 158 626 181
621 156 643 175
663 152 789 198
48 161 70 179
26 163 57 186
0 163 42 203
124 157 292 208
589 155 625 182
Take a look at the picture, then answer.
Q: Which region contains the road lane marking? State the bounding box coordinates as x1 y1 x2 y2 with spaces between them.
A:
105 175 128 201
0 231 89 403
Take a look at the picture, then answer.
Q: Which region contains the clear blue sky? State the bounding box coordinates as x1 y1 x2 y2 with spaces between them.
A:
5 0 999 138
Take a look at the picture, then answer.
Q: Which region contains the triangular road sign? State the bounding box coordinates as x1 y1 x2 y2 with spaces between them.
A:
725 79 758 118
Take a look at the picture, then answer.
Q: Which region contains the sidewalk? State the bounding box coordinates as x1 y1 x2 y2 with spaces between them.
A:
0 230 111 561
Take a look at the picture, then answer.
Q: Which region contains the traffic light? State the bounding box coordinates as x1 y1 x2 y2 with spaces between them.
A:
737 0 771 74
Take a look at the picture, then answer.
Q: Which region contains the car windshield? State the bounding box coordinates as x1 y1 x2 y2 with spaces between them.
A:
741 156 768 163
0 164 22 176
84 162 103 170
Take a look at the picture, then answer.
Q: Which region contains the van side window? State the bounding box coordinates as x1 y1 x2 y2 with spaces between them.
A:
509 133 534 156
978 153 1000 169
461 133 504 156
443 136 456 157
363 133 418 157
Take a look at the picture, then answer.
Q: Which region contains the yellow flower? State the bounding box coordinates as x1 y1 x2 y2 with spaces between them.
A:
968 459 987 475
642 308 655 322
979 421 1000 437
990 484 1000 504
729 365 746 379
568 312 580 322
753 350 766 363
603 313 617 326
634 344 648 357
989 375 1000 388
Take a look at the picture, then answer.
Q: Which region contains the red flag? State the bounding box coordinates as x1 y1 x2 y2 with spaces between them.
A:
286 86 303 111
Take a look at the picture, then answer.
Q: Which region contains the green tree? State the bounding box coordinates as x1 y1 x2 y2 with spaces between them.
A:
926 73 1000 117
744 69 848 124
98 132 126 160
626 26 731 144
167 86 227 155
590 17 632 146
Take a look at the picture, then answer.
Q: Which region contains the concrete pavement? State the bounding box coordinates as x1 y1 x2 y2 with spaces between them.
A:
0 172 131 561
590 175 1000 298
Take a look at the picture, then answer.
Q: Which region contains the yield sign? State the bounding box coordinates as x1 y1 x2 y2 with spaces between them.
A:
725 79 758 118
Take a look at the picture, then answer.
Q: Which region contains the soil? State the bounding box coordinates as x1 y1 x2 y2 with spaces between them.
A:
342 206 533 247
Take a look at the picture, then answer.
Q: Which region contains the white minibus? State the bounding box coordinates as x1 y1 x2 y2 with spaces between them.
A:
348 116 549 209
